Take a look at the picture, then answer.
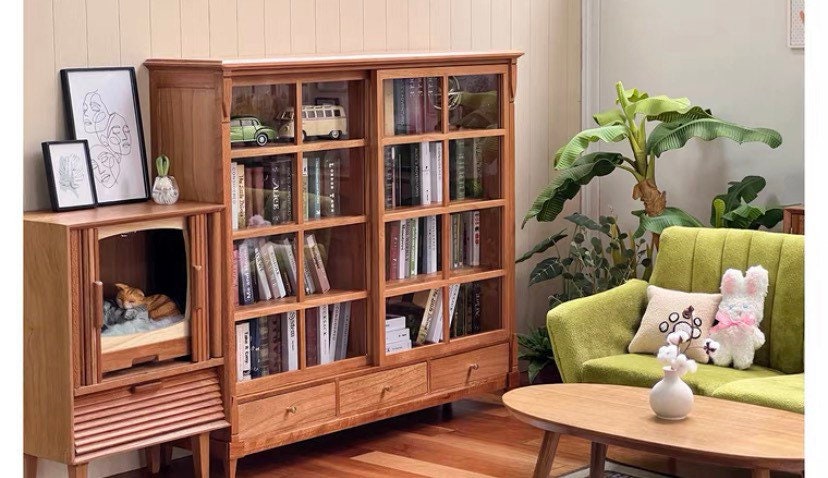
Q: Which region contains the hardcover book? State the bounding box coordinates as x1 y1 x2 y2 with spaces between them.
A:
268 315 282 373
281 311 299 371
305 307 319 367
237 242 255 305
321 152 340 217
336 301 351 361
236 162 247 228
305 233 331 293
252 165 265 218
388 221 401 280
236 321 251 382
231 161 239 230
253 244 273 302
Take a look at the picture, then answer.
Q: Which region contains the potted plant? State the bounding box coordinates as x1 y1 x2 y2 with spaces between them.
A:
710 175 783 229
522 81 782 240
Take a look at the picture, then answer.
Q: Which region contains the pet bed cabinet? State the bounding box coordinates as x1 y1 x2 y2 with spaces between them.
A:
23 201 229 477
146 51 521 477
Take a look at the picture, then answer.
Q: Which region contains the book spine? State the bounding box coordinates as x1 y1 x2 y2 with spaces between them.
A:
237 163 247 228
408 218 418 277
466 138 483 198
454 141 466 200
388 221 400 280
258 318 269 377
262 242 287 298
463 284 473 334
410 145 421 205
253 245 273 301
385 315 406 332
232 248 239 306
394 146 403 206
282 311 299 371
321 152 339 217
302 246 317 295
329 303 341 361
471 211 480 267
244 165 254 224
305 307 319 367
279 238 299 294
419 141 431 205
318 305 331 364
472 282 482 333
302 156 309 220
386 340 412 354
432 142 443 204
451 215 460 269
236 321 251 382
384 79 396 136
425 288 444 343
277 158 293 223
386 328 410 343
249 318 260 378
310 155 322 219
398 219 409 279
384 147 395 208
394 79 407 135
448 283 461 326
415 289 439 345
268 315 282 373
305 233 331 292
337 301 351 361
252 165 265 218
231 162 239 230
237 242 255 305
426 215 437 274
265 160 279 224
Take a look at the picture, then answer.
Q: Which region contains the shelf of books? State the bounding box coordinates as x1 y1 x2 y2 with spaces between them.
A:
229 75 371 390
377 68 509 364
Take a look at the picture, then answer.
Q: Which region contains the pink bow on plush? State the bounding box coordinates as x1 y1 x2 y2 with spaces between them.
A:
711 310 756 332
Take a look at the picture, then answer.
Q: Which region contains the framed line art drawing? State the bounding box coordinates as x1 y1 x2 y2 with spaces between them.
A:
788 0 804 48
60 67 150 205
42 140 97 212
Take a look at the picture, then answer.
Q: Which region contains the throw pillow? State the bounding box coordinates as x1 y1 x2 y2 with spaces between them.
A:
628 285 722 363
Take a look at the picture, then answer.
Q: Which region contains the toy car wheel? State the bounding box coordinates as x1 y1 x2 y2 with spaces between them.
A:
329 130 341 140
255 133 269 146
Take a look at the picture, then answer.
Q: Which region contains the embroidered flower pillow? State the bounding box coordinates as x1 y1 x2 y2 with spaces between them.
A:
628 285 722 363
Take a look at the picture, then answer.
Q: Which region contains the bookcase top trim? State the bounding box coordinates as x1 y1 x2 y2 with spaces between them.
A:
144 50 524 72
24 200 223 228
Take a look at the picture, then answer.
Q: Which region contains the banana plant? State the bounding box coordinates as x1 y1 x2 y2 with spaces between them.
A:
710 175 783 229
523 81 783 239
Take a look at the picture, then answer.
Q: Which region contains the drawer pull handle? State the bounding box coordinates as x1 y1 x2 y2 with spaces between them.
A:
286 405 298 414
382 385 393 393
131 381 163 395
469 363 480 371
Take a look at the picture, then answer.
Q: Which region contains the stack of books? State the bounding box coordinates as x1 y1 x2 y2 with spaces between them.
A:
234 237 298 306
384 314 411 354
449 138 486 201
386 215 441 280
235 301 352 382
384 142 443 208
451 211 481 269
385 284 461 349
449 282 483 338
303 151 341 220
384 77 440 135
230 158 293 230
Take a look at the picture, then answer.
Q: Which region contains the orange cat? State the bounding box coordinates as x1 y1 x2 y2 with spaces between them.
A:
114 283 181 320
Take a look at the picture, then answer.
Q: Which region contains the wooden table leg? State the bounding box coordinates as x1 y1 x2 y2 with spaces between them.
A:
532 431 561 478
589 442 608 478
23 454 37 478
224 457 238 478
192 432 210 478
161 443 174 466
751 469 771 478
145 445 162 474
68 463 88 478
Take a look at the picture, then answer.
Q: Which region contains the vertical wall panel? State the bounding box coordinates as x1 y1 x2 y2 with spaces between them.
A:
490 0 510 49
362 0 386 51
316 0 341 53
449 0 471 50
470 0 491 51
290 0 316 53
54 0 89 68
339 0 364 52
428 0 450 51
209 0 238 57
86 0 121 64
181 0 210 57
408 0 429 50
150 0 182 57
265 0 292 55
119 0 152 157
238 0 266 57
386 0 409 51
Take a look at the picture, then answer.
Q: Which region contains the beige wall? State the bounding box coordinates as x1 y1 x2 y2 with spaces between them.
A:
24 1 580 475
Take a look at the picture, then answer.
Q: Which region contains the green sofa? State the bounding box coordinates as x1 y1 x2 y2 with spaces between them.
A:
547 226 804 413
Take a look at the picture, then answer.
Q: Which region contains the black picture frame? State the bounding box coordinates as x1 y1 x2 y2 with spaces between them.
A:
60 67 150 206
42 140 98 212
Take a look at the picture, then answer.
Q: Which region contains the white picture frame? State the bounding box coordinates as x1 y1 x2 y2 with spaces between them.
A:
788 0 804 49
60 67 150 205
42 140 97 212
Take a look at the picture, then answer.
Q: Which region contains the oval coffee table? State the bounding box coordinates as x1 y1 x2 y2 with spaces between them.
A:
502 383 803 478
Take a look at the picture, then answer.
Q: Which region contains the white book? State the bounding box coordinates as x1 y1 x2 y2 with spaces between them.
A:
424 288 445 344
447 283 461 328
318 305 331 364
386 339 412 354
416 288 440 345
398 219 409 279
420 141 432 205
431 142 443 203
253 245 273 301
236 322 251 382
385 315 406 332
386 328 410 343
329 303 341 360
260 242 287 298
425 215 438 274
231 162 239 230
281 311 299 371
336 301 351 361
275 239 298 293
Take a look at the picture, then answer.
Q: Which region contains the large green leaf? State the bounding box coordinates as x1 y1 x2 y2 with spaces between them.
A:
523 152 625 226
529 258 565 286
708 176 768 226
516 230 568 263
623 95 691 120
554 125 628 169
593 107 626 126
646 118 783 157
616 87 649 104
648 105 713 123
722 204 784 230
564 213 608 233
632 207 703 238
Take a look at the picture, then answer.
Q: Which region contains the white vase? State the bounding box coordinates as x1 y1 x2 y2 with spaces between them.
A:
649 366 694 420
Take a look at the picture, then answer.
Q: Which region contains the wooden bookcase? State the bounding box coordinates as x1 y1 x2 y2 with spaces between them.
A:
145 51 521 477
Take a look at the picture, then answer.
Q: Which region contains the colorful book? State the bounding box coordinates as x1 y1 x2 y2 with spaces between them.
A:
236 321 251 382
465 211 481 267
249 318 260 378
302 156 309 220
244 165 254 224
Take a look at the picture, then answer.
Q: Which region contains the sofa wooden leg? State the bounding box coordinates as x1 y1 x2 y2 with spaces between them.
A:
161 443 174 467
145 445 162 474
192 432 210 478
24 454 37 478
224 457 238 478
68 463 88 478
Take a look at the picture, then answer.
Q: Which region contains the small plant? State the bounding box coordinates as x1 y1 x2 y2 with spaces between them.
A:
710 175 783 230
517 213 652 309
657 306 720 376
516 327 555 384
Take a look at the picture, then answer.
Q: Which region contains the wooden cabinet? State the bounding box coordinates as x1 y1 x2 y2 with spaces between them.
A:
145 51 521 477
24 202 229 477
783 205 804 234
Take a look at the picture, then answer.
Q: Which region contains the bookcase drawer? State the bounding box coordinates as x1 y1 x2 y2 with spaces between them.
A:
338 363 427 415
429 344 509 392
237 383 336 439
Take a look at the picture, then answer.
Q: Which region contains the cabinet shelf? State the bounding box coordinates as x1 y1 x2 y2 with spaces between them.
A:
381 128 507 146
232 215 367 240
230 138 366 159
383 199 505 222
385 268 505 296
234 289 368 322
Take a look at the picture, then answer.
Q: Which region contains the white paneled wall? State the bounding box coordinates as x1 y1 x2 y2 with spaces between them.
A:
24 1 580 475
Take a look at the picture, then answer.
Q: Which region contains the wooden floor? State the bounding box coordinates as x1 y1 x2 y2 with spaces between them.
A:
114 396 789 478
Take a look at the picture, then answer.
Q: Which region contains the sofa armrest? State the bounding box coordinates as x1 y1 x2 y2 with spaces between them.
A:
547 279 649 383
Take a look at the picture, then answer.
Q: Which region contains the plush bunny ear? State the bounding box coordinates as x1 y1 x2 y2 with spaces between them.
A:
720 269 743 295
744 265 769 298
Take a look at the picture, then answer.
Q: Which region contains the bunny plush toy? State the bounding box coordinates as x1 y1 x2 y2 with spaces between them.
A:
708 266 769 370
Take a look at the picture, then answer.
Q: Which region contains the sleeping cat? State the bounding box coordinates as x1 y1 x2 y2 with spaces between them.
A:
115 283 181 320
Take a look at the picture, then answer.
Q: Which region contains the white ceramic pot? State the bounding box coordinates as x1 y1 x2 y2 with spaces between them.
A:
649 366 694 420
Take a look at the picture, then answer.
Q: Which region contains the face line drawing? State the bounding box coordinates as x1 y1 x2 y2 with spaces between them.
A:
81 90 109 135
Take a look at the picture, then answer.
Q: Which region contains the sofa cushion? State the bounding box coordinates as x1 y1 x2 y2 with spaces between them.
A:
711 373 804 413
581 353 782 395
